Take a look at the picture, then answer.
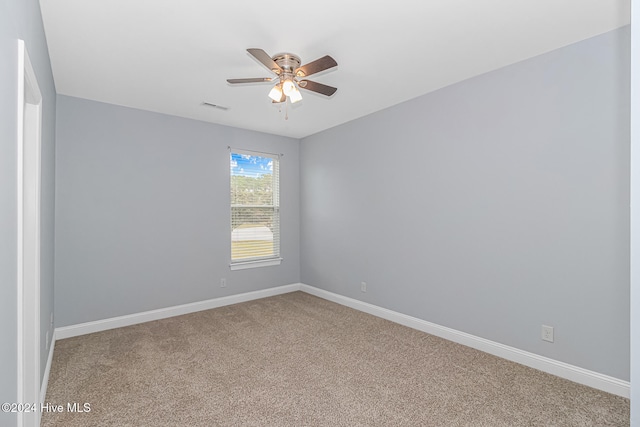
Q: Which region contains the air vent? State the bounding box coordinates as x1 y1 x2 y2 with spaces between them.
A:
202 102 228 111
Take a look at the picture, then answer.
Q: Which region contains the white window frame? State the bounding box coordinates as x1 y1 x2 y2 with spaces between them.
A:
229 148 282 270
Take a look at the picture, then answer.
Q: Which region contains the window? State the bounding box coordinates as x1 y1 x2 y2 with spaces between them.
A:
230 149 281 270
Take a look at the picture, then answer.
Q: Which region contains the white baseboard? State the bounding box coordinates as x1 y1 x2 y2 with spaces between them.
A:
51 282 629 398
300 284 630 398
40 329 55 403
55 284 302 340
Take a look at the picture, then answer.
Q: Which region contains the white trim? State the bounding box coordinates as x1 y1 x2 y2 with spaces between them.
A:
40 330 55 403
16 39 42 427
52 282 629 398
55 284 302 339
230 258 282 270
16 38 25 417
629 0 639 422
300 284 630 398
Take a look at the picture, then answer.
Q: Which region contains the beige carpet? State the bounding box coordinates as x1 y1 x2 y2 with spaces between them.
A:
41 291 629 426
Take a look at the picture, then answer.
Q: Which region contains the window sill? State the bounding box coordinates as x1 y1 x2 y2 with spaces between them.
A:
230 258 282 271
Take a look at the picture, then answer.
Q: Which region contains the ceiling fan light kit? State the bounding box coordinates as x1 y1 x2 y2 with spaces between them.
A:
268 85 283 102
228 48 338 109
288 86 303 103
282 79 296 96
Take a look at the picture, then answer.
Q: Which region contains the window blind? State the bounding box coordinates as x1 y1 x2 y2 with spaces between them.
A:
230 149 280 265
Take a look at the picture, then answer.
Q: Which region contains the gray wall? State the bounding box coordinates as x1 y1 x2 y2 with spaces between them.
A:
300 27 630 380
55 96 300 327
0 0 56 423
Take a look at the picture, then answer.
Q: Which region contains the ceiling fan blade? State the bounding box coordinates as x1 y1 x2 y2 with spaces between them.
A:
298 80 337 97
295 55 337 78
227 77 273 84
247 48 282 74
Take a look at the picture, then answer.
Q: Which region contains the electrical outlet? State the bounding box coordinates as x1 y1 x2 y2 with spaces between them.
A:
220 278 227 288
361 282 367 293
541 325 554 342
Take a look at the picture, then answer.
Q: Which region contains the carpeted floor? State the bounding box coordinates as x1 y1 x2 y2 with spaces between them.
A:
41 291 629 426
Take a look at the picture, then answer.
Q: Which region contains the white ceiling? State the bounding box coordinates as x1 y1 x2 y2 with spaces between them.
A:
39 0 630 139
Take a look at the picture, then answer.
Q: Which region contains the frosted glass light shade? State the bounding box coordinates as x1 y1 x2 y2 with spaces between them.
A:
282 79 296 96
289 87 302 103
268 84 283 102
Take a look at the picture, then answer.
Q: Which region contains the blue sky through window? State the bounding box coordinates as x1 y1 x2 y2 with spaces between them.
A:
230 153 273 177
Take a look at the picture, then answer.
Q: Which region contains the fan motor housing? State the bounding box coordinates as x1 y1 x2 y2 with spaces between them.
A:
272 53 301 73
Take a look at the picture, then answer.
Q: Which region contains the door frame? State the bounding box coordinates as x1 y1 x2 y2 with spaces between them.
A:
16 39 42 427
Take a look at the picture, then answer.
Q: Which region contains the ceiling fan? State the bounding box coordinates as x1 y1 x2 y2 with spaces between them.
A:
227 48 338 104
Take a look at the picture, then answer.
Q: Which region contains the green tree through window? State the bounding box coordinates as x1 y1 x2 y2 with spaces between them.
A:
230 150 280 265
